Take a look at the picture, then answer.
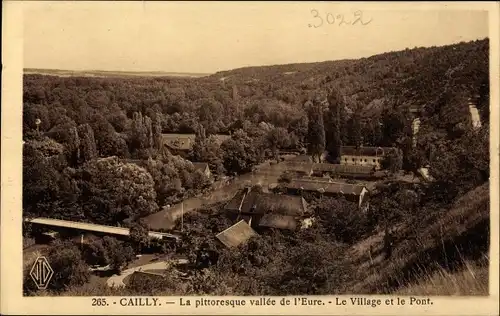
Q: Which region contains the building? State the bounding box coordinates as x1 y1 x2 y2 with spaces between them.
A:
339 146 394 170
412 118 421 148
161 133 231 155
282 178 370 212
161 134 197 154
224 187 309 231
468 97 482 130
283 161 381 180
216 220 257 248
192 162 212 179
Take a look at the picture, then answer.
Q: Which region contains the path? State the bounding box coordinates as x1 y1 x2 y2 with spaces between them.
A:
106 261 169 288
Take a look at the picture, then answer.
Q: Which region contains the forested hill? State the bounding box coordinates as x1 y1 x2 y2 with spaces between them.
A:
208 38 489 119
24 38 489 140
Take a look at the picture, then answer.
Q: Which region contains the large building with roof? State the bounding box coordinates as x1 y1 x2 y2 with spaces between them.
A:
283 161 383 180
224 187 309 231
281 178 370 212
161 133 230 155
339 146 395 170
215 220 257 248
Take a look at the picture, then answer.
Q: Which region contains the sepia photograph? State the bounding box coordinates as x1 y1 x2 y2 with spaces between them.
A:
3 0 497 310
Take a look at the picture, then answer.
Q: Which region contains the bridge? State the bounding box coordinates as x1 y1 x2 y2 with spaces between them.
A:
25 217 180 241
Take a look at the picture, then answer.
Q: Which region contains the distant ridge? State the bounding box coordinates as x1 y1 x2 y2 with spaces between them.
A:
23 68 211 78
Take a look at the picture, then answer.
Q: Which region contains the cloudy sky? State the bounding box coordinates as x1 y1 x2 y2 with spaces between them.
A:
23 2 489 73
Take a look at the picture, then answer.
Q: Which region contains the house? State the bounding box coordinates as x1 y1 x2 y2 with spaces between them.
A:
161 133 231 155
418 166 435 182
192 162 212 179
258 214 298 230
216 220 257 248
283 161 379 180
224 187 309 230
339 146 394 170
161 134 197 153
282 178 370 212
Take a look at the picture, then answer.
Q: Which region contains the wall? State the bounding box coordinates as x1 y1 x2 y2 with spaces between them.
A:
340 155 383 170
359 187 370 213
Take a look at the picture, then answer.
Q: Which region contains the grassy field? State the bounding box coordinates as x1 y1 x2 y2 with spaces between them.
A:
396 256 489 295
344 182 490 294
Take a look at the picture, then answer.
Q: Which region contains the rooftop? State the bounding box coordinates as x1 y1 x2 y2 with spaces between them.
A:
340 146 394 157
225 188 308 216
283 162 375 175
284 179 368 195
192 162 210 172
161 133 231 150
216 220 257 248
258 214 298 230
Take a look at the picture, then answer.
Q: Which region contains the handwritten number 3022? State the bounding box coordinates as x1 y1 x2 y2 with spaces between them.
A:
310 10 372 28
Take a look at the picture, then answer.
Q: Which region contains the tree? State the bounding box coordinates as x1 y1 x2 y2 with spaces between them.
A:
78 157 159 224
46 240 91 292
267 127 291 160
129 220 150 252
77 123 98 163
380 108 409 146
306 101 326 163
382 148 403 175
221 130 261 174
82 237 135 272
315 197 369 244
346 109 363 147
289 113 308 148
90 114 129 158
153 115 163 151
103 237 135 272
191 125 208 161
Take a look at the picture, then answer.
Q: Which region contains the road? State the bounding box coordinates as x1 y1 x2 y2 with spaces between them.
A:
106 261 170 288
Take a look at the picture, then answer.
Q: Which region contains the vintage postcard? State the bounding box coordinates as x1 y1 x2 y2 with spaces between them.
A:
1 1 499 315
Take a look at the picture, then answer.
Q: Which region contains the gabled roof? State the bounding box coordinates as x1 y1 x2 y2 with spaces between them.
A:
312 163 374 174
225 189 248 211
340 146 394 157
161 134 231 150
258 214 297 230
225 188 308 216
162 134 196 150
284 179 367 195
215 220 257 248
192 162 209 172
248 192 307 216
284 162 374 175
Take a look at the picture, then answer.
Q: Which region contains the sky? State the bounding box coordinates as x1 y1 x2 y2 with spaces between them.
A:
23 2 490 74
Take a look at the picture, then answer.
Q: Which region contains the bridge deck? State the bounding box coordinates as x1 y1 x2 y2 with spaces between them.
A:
25 217 179 240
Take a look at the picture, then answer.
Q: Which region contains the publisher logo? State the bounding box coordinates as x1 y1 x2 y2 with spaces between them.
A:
30 256 54 290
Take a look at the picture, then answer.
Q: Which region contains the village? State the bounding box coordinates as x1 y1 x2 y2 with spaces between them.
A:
25 119 437 288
